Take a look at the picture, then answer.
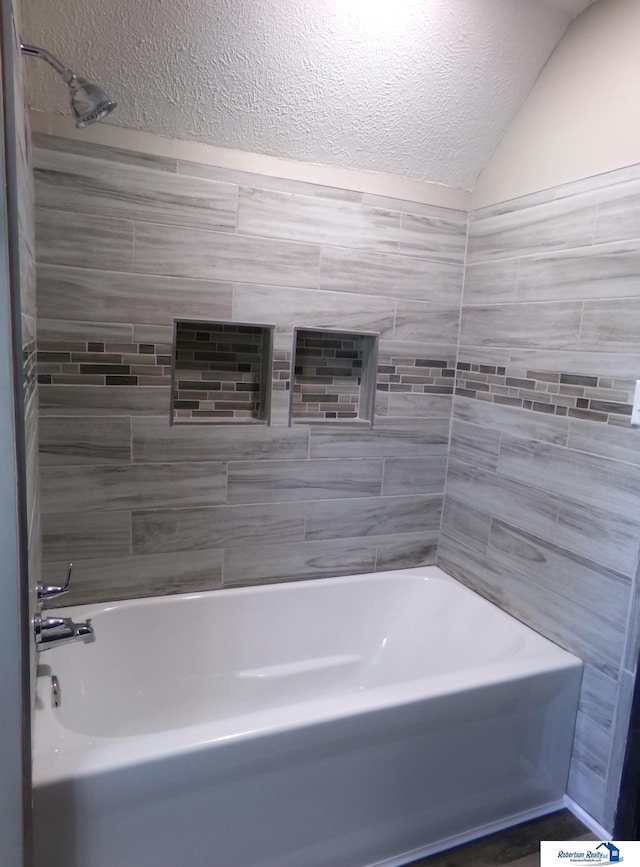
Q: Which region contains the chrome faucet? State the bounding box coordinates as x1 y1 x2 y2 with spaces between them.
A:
34 563 96 652
34 612 95 650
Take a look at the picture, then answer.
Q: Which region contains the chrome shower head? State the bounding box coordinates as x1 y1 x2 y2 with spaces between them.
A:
20 43 117 128
68 77 117 128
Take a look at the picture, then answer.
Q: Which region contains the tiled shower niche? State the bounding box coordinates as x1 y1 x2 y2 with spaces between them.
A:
290 328 378 425
172 320 274 424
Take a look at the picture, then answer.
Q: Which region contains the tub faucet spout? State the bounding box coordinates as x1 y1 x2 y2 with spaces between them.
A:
34 612 95 652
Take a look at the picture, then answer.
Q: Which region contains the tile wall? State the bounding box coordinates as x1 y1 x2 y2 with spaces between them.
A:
33 134 465 605
33 131 640 830
439 164 640 829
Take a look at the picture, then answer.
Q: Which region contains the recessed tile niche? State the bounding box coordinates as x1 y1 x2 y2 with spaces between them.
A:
290 328 378 425
172 320 274 424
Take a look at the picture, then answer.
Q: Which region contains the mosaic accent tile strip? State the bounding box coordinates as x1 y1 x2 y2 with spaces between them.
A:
272 348 291 391
173 321 270 423
291 330 365 421
37 337 173 387
24 338 37 404
377 355 456 395
456 361 635 426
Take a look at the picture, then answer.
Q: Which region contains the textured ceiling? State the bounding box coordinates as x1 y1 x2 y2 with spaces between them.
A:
21 0 597 189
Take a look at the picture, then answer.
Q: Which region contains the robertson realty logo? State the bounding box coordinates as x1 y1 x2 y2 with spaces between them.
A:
541 841 640 865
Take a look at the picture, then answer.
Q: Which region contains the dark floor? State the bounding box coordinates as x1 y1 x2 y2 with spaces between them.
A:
405 809 596 866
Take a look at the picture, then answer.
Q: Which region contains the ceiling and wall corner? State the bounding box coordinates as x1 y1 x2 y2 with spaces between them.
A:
21 0 595 191
472 0 640 207
539 0 596 12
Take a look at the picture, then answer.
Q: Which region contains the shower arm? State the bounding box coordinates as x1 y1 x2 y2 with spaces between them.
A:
20 43 78 87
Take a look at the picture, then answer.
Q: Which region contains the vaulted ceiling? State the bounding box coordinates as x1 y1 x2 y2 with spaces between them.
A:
21 0 599 189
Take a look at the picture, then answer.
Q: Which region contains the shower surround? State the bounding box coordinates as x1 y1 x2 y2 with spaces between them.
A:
33 134 465 605
441 164 640 829
32 131 640 831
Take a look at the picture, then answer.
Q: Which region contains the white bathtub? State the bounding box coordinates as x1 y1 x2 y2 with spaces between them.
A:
33 566 582 867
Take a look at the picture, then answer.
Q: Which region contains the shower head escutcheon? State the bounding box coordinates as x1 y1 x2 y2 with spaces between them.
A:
20 43 117 128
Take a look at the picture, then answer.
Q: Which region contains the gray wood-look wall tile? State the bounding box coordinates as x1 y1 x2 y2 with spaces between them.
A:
463 259 518 305
578 665 618 736
39 416 132 466
309 418 450 459
22 310 36 345
132 502 305 555
449 419 501 470
467 193 597 263
623 580 640 673
393 300 461 343
509 348 640 380
571 710 611 780
34 149 238 232
304 494 442 540
37 208 135 271
226 458 383 504
223 538 377 586
454 396 569 446
133 221 320 287
232 283 395 335
554 164 640 200
555 499 640 578
37 265 234 326
237 186 401 253
34 135 178 172
460 300 582 349
44 548 224 606
374 531 438 570
437 535 625 678
178 159 364 202
39 384 169 416
594 179 640 245
516 241 640 303
445 459 559 540
568 416 640 466
319 245 464 302
487 520 631 631
441 496 492 552
363 193 467 217
472 189 557 220
41 462 227 513
132 416 310 462
382 457 447 495
398 210 467 263
42 510 131 561
580 298 640 351
458 163 640 832
37 317 134 345
378 338 458 361
497 435 640 520
270 389 291 428
33 138 461 616
567 759 607 823
456 346 511 367
133 323 174 345
377 392 453 419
